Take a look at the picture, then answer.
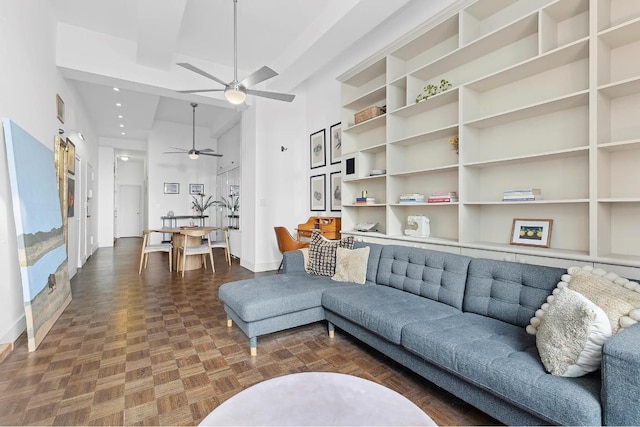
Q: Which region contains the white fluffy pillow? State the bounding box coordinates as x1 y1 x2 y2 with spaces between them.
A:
535 288 611 377
332 246 370 285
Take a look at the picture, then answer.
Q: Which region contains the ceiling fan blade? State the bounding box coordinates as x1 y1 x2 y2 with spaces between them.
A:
246 88 295 102
199 152 223 157
163 151 186 154
177 89 225 94
177 63 228 87
198 148 216 152
240 66 278 88
169 147 188 151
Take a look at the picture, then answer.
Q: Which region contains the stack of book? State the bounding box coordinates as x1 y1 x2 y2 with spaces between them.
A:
502 188 542 202
398 193 425 204
355 197 376 205
428 191 458 203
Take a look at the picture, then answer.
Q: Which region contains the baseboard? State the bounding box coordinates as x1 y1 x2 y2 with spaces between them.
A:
241 260 279 273
0 342 14 364
0 314 26 345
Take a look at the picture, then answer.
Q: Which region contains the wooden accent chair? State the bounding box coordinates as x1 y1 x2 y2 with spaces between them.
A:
138 229 173 274
274 226 309 272
210 226 232 266
177 229 214 277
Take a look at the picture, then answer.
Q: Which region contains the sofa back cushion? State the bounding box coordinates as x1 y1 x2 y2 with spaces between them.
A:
376 245 472 310
464 258 565 328
353 241 383 284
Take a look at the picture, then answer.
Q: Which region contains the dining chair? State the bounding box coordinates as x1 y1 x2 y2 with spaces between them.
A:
274 226 309 272
210 226 231 266
139 229 173 274
177 228 215 277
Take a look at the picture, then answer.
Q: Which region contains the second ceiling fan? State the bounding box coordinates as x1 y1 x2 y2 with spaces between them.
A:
177 0 295 104
164 103 222 160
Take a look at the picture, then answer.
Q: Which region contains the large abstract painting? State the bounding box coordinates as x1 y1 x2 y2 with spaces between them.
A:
2 119 72 351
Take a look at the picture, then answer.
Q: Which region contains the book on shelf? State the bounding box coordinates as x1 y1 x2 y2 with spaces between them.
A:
355 197 376 204
502 196 543 202
427 197 458 203
399 193 425 203
503 188 541 195
430 191 457 197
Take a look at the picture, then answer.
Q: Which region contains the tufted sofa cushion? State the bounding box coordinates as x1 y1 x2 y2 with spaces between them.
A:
376 245 471 310
464 258 565 328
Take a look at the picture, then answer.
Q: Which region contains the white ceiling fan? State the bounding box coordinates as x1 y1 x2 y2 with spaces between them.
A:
176 0 295 104
163 103 222 160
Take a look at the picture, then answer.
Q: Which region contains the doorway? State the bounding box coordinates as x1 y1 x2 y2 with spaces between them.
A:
117 185 141 237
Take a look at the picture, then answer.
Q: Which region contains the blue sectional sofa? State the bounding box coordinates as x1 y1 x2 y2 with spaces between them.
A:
218 242 640 426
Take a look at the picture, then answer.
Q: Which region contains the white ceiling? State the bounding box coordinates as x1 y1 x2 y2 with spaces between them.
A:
52 0 424 147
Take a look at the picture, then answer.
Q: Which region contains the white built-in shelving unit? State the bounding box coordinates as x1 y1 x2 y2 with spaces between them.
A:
338 0 640 274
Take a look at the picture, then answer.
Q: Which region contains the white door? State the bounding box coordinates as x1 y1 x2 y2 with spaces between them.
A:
118 185 141 237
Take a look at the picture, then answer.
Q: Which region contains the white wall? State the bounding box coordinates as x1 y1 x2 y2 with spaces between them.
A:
217 123 241 173
0 2 97 343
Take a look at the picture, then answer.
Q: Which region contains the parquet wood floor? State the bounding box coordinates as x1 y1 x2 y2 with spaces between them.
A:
0 237 500 426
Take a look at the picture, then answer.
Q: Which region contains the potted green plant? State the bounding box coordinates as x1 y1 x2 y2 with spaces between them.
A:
191 194 219 216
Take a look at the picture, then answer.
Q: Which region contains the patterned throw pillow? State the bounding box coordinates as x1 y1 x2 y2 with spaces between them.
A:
307 232 354 277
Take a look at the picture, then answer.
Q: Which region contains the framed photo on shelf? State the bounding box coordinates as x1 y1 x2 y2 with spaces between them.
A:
164 182 180 194
189 183 204 195
329 122 342 164
66 139 75 175
310 174 326 211
310 129 326 169
510 218 553 248
56 94 65 124
329 171 341 212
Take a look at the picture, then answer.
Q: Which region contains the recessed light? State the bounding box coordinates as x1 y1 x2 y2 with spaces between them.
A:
121 132 126 135
118 115 123 119
119 124 125 128
113 87 120 91
116 103 122 107
120 155 129 161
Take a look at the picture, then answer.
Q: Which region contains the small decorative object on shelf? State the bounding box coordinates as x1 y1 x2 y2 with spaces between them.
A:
354 105 386 125
448 136 459 154
399 193 425 204
415 79 452 103
502 188 542 202
355 197 376 205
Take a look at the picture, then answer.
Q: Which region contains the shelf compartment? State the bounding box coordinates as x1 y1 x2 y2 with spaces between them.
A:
343 114 386 134
389 164 458 178
598 20 640 85
388 14 459 82
464 146 589 169
389 125 458 147
460 203 589 253
462 103 588 163
409 13 539 86
463 90 588 129
390 87 459 117
387 170 458 209
340 205 386 235
387 100 458 143
340 58 386 105
597 83 640 144
539 0 589 53
462 153 589 202
342 86 386 112
597 146 640 199
597 201 640 259
597 0 640 32
388 203 459 241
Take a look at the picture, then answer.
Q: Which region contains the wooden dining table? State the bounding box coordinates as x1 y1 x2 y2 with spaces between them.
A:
159 226 218 271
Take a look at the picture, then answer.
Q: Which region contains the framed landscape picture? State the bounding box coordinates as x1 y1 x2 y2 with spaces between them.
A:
164 182 180 194
330 122 342 164
330 171 341 211
310 174 326 211
189 184 204 195
510 218 553 248
310 129 326 169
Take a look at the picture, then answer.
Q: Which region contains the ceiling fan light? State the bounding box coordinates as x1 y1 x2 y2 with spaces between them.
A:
225 87 246 105
188 152 199 160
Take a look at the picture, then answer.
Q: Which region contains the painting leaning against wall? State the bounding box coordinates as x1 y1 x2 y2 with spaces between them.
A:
2 119 72 351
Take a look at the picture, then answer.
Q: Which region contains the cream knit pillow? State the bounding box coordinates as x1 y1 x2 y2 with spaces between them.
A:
332 246 370 285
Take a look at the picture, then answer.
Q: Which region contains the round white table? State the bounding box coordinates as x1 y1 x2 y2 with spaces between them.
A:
199 372 436 426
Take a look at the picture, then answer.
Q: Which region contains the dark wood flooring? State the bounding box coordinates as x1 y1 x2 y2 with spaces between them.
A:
0 237 499 426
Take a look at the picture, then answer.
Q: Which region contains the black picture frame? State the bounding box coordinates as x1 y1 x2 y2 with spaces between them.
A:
189 184 204 195
330 122 342 164
310 129 326 169
330 171 341 211
164 182 180 194
310 174 326 211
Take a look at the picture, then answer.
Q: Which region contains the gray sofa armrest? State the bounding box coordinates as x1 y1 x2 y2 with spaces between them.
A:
283 250 306 273
602 323 640 425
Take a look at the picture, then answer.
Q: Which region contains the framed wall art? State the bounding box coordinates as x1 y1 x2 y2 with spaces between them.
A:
510 218 553 248
330 171 341 212
310 174 326 211
310 129 326 169
189 183 204 195
330 122 342 164
66 139 75 175
56 94 65 124
164 182 180 194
